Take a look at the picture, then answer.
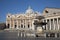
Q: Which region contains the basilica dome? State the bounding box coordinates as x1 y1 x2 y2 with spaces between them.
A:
25 6 34 14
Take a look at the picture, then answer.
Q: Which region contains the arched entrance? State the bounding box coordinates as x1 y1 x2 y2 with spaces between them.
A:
7 24 10 28
15 25 17 28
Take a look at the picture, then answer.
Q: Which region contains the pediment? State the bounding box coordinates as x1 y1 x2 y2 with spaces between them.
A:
18 16 21 18
17 15 22 18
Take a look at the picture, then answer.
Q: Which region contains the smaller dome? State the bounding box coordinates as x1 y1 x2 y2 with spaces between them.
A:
25 6 34 14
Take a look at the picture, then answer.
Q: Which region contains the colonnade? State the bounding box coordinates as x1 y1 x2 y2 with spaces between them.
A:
43 18 60 30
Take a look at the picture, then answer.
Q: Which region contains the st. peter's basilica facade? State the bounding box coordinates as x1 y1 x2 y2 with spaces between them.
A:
6 6 60 37
6 6 40 30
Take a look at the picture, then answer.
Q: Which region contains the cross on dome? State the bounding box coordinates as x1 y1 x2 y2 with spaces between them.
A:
28 6 31 10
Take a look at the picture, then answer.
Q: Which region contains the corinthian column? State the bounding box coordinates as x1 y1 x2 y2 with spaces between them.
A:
25 20 27 29
17 20 18 29
57 18 59 30
53 19 55 30
10 20 11 29
49 19 51 30
13 20 14 29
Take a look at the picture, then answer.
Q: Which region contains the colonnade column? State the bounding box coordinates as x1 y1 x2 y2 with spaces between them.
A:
57 18 59 30
49 19 51 30
23 20 24 29
43 19 46 30
17 20 18 29
53 19 55 30
20 20 21 29
32 19 35 30
13 20 14 29
29 20 31 30
10 20 11 29
30 20 32 30
25 20 26 29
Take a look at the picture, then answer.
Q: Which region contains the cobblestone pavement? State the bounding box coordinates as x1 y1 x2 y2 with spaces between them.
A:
0 30 60 40
0 37 60 40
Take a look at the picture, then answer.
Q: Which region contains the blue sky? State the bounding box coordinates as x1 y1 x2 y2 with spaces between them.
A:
0 0 60 23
